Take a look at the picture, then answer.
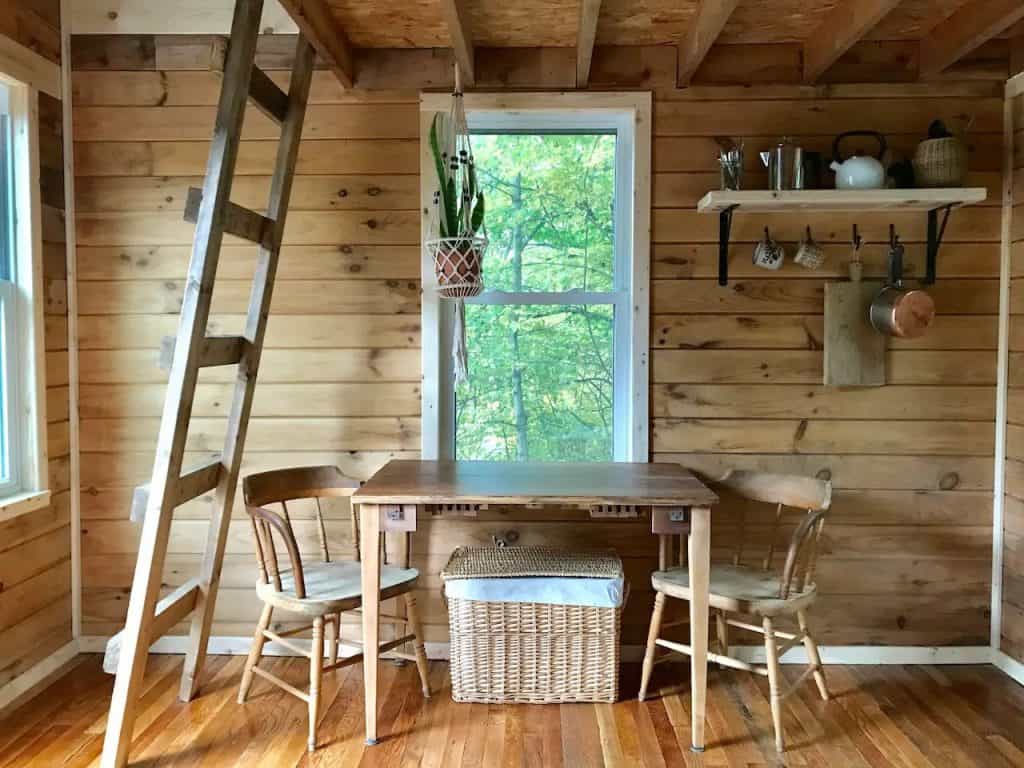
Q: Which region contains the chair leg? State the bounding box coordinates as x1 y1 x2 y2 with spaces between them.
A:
308 616 324 753
639 592 667 702
326 613 339 667
798 609 829 701
403 593 431 698
715 609 729 659
762 616 785 753
238 603 273 704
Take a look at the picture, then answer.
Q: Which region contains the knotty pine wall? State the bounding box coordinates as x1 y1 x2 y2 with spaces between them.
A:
1004 88 1024 664
0 2 73 689
71 37 1004 648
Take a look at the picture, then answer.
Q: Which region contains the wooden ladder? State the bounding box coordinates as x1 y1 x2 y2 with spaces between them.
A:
100 1 315 765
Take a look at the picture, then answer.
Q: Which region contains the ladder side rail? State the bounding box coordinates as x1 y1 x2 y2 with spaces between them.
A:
179 34 318 702
99 1 266 766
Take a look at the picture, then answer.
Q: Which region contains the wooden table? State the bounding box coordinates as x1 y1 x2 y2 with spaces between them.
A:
352 459 718 750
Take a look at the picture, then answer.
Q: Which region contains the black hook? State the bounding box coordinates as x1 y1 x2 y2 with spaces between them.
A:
851 224 862 250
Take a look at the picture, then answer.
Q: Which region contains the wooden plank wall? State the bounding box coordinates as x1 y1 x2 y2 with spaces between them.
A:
1004 87 1024 663
71 36 1003 648
0 1 73 689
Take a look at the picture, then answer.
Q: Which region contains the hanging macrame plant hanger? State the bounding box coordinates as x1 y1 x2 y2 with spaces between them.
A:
425 64 487 383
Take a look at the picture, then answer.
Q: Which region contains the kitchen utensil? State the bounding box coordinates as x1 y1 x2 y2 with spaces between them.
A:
718 140 744 190
753 227 785 270
760 137 804 190
830 130 887 189
869 227 934 338
801 151 824 189
794 226 825 270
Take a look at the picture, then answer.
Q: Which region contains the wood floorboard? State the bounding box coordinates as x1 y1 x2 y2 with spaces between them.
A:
2 656 1023 767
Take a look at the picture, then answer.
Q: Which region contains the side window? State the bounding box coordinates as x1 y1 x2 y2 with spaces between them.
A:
0 82 18 497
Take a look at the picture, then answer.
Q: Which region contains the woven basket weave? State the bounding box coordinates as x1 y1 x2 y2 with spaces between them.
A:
442 546 624 704
912 137 967 188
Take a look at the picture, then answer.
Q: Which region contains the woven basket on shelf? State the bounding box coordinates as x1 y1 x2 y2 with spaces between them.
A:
441 546 625 704
912 137 967 187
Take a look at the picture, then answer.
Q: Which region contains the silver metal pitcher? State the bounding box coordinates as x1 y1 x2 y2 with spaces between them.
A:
760 137 804 190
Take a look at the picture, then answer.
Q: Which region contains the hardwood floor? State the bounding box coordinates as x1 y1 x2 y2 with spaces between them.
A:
2 655 1024 767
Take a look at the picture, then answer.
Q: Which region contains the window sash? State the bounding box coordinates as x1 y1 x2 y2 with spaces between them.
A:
0 280 19 497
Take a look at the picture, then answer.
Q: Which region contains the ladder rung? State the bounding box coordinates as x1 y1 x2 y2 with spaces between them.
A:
103 579 201 673
159 334 247 372
130 457 224 522
184 187 275 249
210 36 288 125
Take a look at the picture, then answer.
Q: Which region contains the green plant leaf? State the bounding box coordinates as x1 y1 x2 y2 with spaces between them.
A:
470 191 485 232
445 176 459 235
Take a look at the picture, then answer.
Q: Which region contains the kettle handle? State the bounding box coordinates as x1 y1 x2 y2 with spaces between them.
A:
832 130 888 163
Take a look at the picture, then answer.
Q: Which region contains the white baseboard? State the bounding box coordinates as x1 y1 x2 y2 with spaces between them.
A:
0 639 80 712
993 650 1024 686
79 635 996 667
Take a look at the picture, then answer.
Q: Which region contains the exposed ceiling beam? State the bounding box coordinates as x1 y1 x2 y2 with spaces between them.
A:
276 0 354 88
676 0 740 86
802 0 902 83
576 0 602 87
919 0 1024 78
440 0 476 87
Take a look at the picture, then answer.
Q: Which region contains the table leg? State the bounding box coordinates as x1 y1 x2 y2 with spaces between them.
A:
359 503 381 745
688 506 711 752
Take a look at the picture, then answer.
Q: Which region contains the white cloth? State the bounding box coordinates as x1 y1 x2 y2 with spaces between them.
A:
444 575 625 608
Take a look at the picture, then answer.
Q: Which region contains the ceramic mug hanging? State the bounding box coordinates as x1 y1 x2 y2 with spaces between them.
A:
794 226 825 270
753 227 785 270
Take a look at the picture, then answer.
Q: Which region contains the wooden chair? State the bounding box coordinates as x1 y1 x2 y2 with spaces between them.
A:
237 465 430 752
638 470 832 752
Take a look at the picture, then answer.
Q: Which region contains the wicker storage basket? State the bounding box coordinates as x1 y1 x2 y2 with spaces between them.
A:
441 546 625 704
912 137 967 187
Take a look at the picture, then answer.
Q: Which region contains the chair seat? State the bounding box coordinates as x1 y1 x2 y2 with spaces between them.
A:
651 564 816 616
257 561 418 614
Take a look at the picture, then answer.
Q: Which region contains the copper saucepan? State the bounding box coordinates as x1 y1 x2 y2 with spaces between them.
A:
869 227 934 339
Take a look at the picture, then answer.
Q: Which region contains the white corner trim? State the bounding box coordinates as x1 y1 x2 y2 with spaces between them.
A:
0 35 60 98
60 0 83 641
0 639 79 712
993 650 1024 686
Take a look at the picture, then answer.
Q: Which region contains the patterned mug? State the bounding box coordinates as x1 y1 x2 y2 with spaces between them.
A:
794 226 825 270
752 227 785 270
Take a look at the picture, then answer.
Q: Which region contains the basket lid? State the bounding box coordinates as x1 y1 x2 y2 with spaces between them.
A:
441 546 623 581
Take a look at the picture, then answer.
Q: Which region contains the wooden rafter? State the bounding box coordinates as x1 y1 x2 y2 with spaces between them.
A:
802 0 902 83
276 0 355 88
440 0 475 87
576 0 602 88
919 0 1024 77
677 0 740 86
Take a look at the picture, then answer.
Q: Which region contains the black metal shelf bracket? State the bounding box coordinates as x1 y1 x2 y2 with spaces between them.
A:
924 203 954 285
718 204 738 286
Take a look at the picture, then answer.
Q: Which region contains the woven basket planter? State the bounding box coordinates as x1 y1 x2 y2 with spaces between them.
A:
442 546 624 704
427 235 486 299
912 137 967 187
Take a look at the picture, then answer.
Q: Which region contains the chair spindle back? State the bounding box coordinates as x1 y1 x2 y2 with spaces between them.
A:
716 470 832 600
242 465 360 599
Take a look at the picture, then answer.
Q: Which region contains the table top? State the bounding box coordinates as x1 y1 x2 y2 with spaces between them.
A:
352 460 718 507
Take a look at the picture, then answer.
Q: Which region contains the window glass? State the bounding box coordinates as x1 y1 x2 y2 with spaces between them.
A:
454 131 619 462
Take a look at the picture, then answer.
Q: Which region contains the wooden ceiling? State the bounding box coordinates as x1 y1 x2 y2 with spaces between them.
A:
278 0 1023 88
319 0 980 48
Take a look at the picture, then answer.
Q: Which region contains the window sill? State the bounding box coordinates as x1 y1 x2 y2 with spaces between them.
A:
0 489 51 523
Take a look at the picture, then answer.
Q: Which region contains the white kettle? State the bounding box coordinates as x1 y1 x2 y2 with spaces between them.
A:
830 130 887 189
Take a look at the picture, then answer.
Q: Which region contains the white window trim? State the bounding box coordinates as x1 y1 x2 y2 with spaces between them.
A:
0 71 49 518
418 92 651 462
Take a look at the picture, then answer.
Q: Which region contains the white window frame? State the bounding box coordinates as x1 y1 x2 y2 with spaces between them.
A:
0 71 50 520
419 92 651 462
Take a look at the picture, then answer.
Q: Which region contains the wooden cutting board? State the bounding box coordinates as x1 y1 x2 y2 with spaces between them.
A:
824 280 886 387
